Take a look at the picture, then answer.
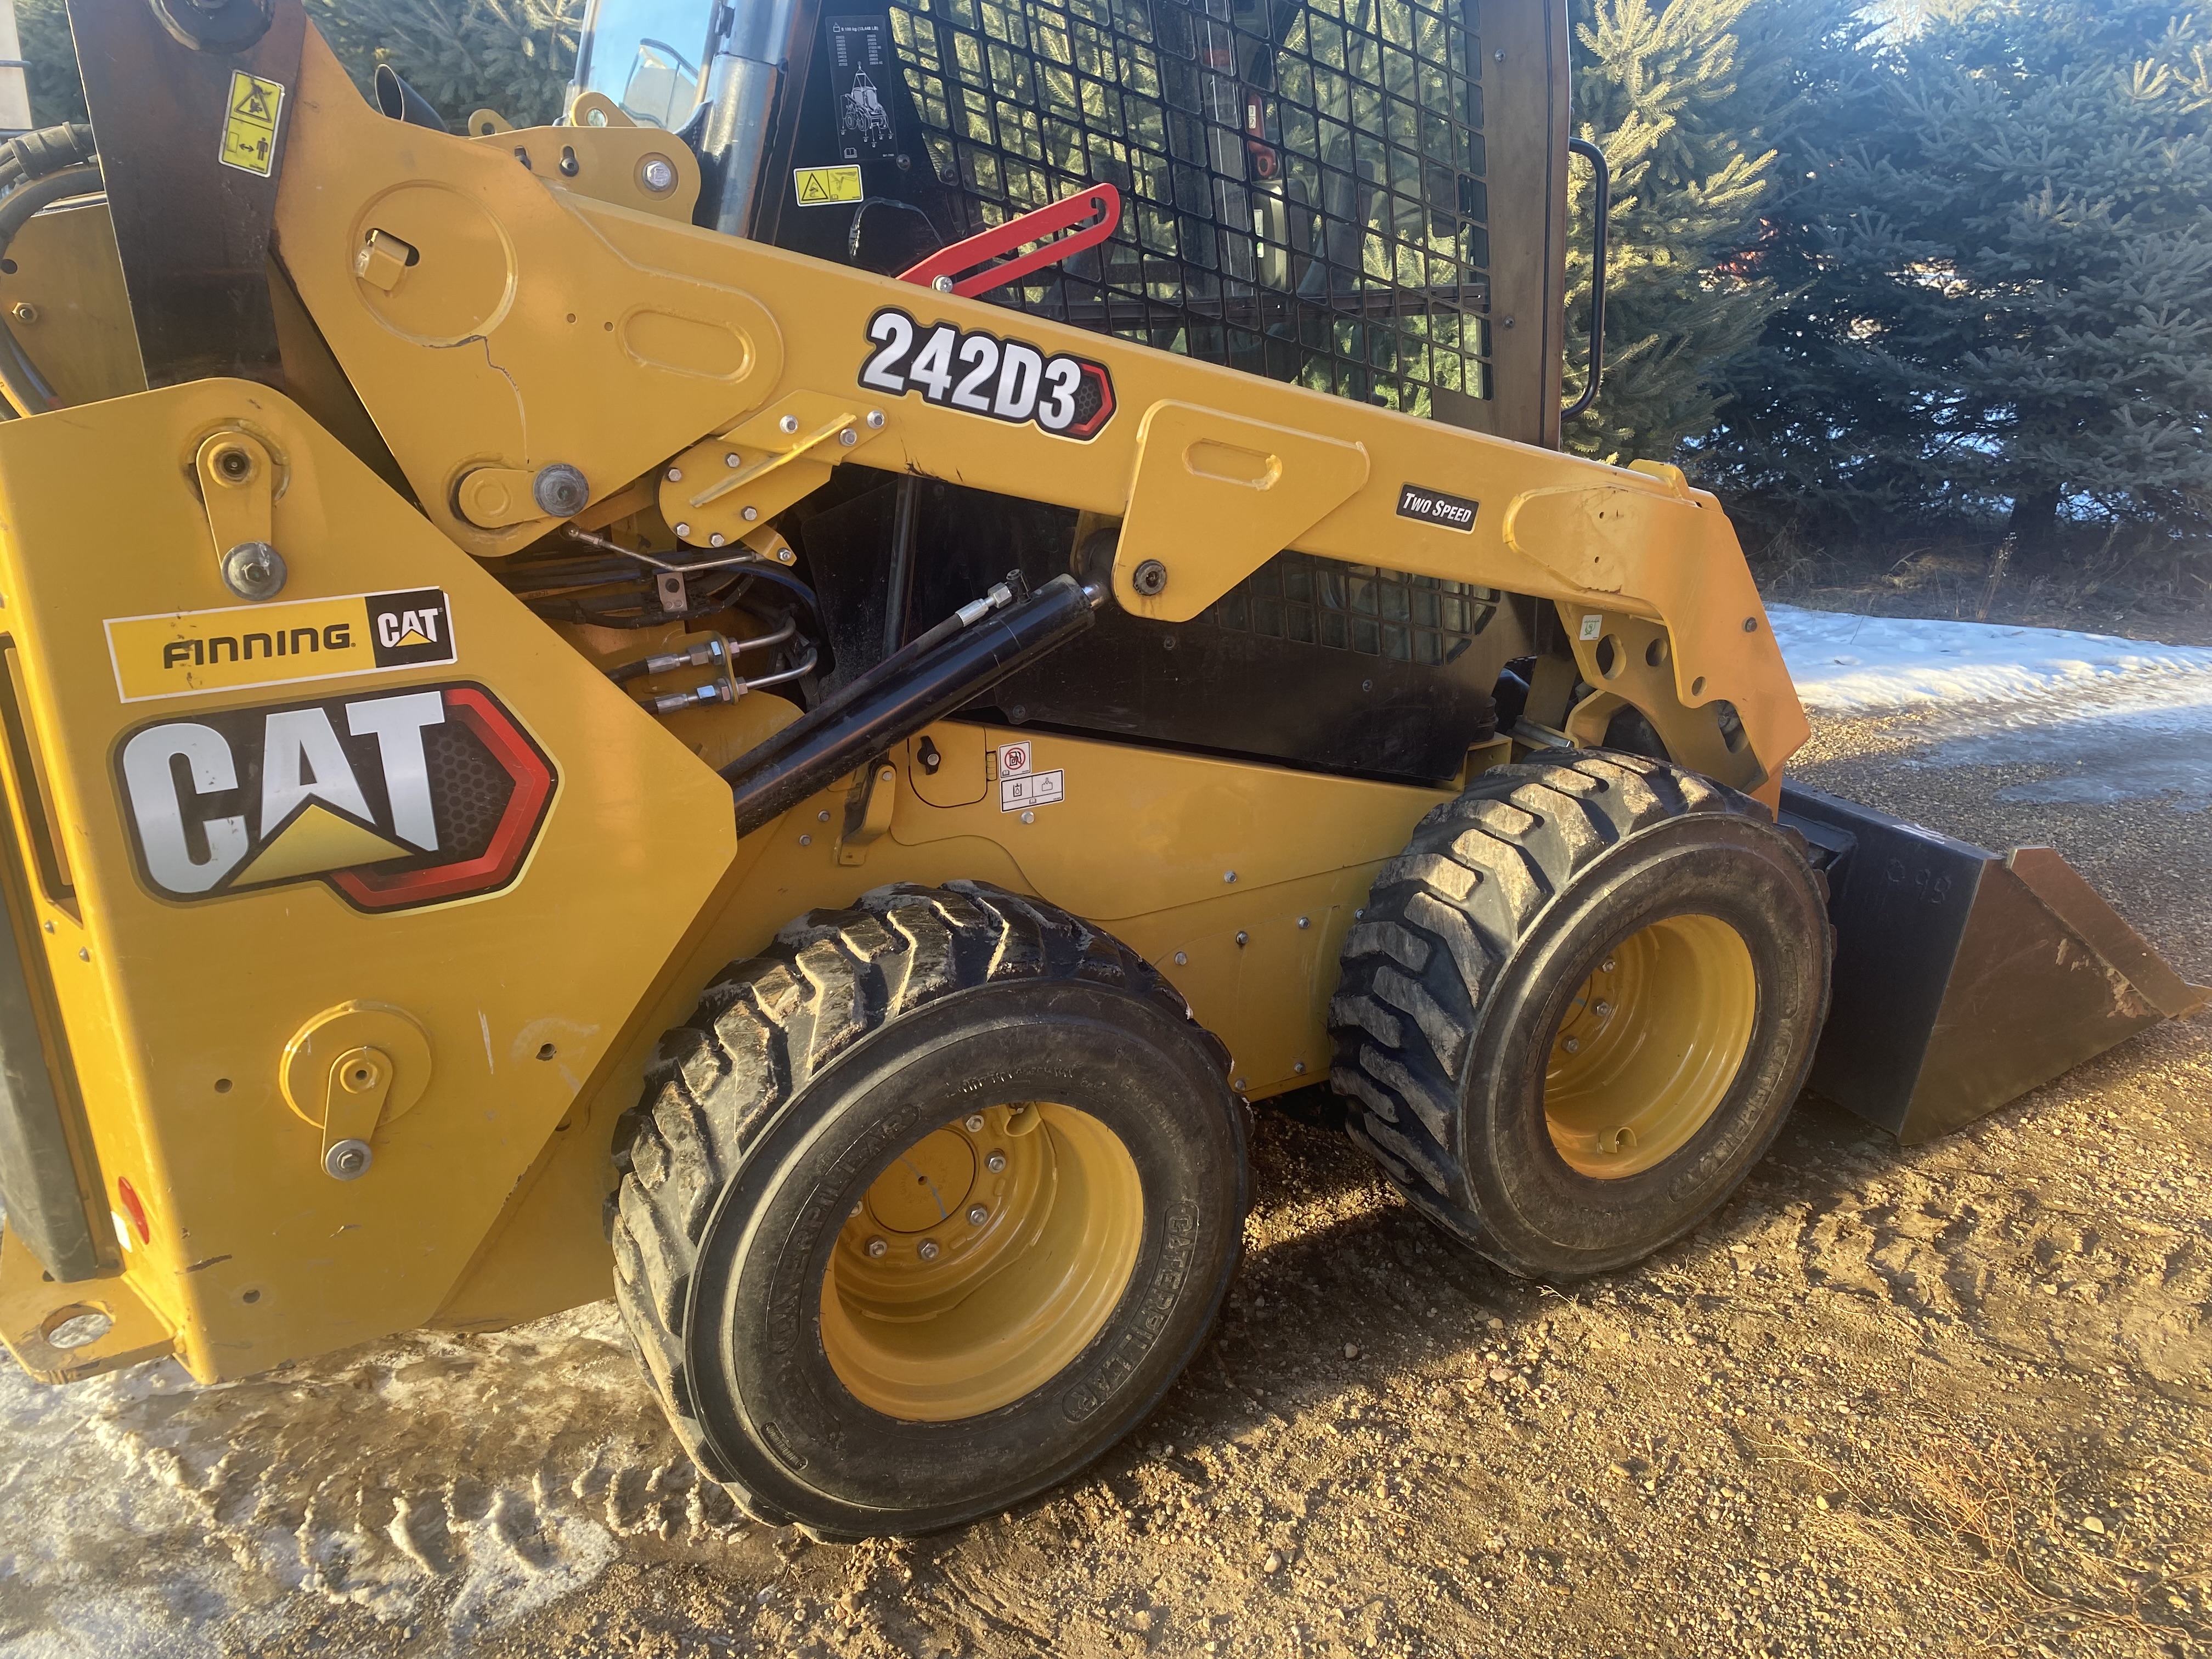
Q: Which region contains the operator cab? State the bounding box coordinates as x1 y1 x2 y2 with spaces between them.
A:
569 0 1589 786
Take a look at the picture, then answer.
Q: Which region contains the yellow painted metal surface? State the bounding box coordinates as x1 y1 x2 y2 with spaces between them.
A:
436 724 1443 1330
0 11 1820 1371
821 1102 1143 1421
267 22 1804 794
0 1222 172 1383
0 201 145 409
0 381 733 1381
1544 916 1757 1177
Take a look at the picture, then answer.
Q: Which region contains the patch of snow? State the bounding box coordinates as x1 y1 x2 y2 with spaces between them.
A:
1765 603 2212 715
1909 677 2212 810
0 1299 758 1656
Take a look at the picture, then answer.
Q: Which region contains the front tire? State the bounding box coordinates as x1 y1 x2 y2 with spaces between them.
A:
1330 751 1830 1278
611 882 1248 1539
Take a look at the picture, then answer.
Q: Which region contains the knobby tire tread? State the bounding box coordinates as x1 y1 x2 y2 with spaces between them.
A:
1328 749 1807 1254
608 881 1209 1527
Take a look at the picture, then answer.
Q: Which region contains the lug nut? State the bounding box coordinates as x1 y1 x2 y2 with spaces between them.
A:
917 1239 940 1262
1594 1000 1612 1018
964 1113 986 1133
674 521 691 537
667 467 682 481
1563 1036 1582 1054
1601 957 1617 973
865 1236 888 1257
986 1151 1007 1172
968 1204 989 1226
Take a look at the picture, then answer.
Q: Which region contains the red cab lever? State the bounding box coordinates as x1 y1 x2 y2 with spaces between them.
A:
898 184 1121 298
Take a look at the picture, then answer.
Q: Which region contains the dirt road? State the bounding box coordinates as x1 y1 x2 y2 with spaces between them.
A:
4 693 2208 1659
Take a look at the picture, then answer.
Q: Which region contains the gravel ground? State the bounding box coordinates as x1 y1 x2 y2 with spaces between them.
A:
4 694 2208 1659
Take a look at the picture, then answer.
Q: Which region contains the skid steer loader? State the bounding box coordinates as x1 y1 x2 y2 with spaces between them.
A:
0 0 2197 1540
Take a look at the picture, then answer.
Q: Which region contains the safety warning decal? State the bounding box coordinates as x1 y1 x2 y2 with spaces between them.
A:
997 742 1064 812
219 70 286 177
794 164 864 205
105 589 457 704
114 681 556 912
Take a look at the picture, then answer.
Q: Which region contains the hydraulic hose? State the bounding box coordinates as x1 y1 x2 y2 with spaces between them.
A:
725 573 1100 836
721 574 1023 788
605 618 798 684
562 527 825 620
0 123 96 188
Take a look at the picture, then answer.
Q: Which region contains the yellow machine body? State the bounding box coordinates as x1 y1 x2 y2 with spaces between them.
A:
0 13 1809 1384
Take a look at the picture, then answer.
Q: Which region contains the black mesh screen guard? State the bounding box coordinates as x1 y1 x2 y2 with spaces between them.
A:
884 0 1493 417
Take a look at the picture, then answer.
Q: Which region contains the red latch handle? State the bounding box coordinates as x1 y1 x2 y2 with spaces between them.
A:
898 184 1121 299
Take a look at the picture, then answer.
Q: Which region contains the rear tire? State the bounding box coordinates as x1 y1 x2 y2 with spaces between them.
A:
610 882 1247 1539
1329 750 1830 1278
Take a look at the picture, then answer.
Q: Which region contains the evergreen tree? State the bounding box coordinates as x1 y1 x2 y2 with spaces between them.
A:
14 0 578 133
1564 0 1855 466
306 0 579 129
17 0 85 126
1709 0 2212 551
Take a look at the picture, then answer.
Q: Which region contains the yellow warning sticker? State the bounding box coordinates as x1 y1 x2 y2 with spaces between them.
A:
219 70 285 177
793 165 864 206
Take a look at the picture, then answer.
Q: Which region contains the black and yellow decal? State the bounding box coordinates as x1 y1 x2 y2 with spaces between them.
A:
105 589 456 703
114 682 556 912
794 164 864 205
219 70 285 178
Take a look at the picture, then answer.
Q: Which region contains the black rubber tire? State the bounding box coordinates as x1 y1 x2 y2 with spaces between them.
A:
1329 749 1831 1278
609 881 1248 1540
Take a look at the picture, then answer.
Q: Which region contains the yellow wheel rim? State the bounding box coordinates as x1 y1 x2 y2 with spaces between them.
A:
1542 913 1757 1178
820 1102 1143 1421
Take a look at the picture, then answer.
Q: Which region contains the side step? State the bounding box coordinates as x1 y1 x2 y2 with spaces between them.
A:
1780 782 2207 1143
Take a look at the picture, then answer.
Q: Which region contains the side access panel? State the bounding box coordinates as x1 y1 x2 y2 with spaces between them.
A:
1782 782 2207 1143
0 380 735 1383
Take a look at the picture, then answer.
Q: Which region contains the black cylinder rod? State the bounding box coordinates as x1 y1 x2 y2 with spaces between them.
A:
726 573 1099 836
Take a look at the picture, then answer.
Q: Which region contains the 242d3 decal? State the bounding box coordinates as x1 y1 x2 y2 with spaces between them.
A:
859 308 1115 439
115 682 555 912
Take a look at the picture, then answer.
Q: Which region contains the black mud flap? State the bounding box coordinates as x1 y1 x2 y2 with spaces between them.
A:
1780 782 2208 1143
0 876 99 1281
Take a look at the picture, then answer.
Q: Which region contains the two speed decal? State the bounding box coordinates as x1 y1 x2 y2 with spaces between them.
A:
859 307 1115 440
